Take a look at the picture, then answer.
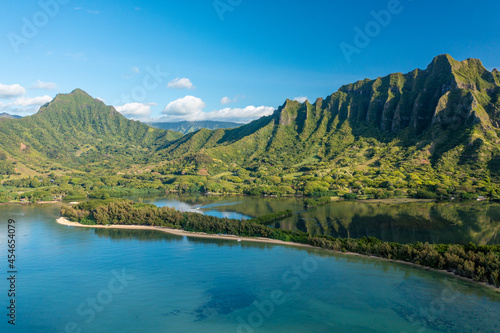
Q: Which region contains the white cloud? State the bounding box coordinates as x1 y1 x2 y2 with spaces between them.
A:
115 102 155 118
220 97 231 105
123 67 140 79
96 97 106 103
160 95 274 122
220 96 239 105
0 83 52 114
167 78 194 89
163 96 205 116
31 80 58 90
159 95 274 122
202 106 275 122
0 95 53 115
0 83 26 99
12 96 52 106
293 96 308 103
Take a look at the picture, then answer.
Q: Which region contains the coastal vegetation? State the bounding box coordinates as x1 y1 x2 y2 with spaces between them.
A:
60 200 500 287
1 55 500 203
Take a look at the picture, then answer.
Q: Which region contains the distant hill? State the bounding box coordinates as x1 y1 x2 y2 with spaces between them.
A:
0 89 182 171
149 120 241 134
0 112 22 120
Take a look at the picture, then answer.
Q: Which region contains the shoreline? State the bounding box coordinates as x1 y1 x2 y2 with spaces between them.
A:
0 195 473 206
55 217 314 247
0 200 63 205
56 217 499 292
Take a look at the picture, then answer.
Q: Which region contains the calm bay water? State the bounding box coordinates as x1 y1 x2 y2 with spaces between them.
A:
0 201 499 332
144 195 500 245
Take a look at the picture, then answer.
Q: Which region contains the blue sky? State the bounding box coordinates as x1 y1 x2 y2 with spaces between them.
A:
0 0 499 122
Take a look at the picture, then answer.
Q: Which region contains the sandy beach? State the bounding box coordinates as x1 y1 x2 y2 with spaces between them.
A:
56 217 500 291
56 217 313 248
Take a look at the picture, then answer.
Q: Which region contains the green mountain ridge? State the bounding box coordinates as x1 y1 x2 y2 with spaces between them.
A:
149 120 242 134
2 54 500 199
0 89 182 172
0 112 22 120
160 55 500 177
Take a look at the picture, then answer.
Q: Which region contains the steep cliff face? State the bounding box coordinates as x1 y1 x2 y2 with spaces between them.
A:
161 55 500 176
319 54 499 135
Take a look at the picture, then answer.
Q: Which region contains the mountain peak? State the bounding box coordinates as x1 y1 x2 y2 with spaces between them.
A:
432 53 455 62
70 88 88 94
56 88 95 101
38 88 107 115
0 88 182 166
428 54 488 74
427 54 456 72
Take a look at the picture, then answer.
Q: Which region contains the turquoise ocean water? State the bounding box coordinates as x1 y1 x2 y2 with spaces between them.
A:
0 203 498 332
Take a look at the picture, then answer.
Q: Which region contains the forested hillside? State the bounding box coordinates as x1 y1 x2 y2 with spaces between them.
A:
0 89 182 174
154 55 500 198
2 55 500 201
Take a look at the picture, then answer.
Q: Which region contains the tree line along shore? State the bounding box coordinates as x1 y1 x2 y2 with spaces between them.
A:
60 199 500 288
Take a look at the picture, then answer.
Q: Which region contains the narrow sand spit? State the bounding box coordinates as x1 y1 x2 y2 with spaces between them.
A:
56 217 500 291
56 217 312 247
